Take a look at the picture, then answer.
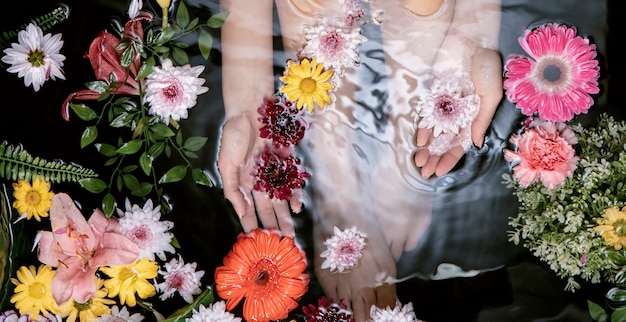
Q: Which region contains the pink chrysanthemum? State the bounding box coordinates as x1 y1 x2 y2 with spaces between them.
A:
144 58 208 124
503 23 600 122
342 0 366 27
155 255 205 303
368 300 419 322
1 23 65 92
320 226 367 273
252 147 310 201
503 118 579 189
258 96 308 148
300 16 366 75
117 198 175 261
302 296 354 322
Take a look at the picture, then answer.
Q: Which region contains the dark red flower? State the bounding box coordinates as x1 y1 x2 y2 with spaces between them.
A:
258 96 308 148
303 296 355 322
252 147 309 200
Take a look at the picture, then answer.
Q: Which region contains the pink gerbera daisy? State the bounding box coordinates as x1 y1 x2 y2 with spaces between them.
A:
503 23 600 122
302 296 354 322
258 96 308 148
320 226 367 273
252 147 310 201
503 118 579 189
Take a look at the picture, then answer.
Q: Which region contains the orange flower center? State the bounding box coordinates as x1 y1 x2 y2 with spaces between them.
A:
26 191 41 205
299 78 316 94
248 258 279 293
28 282 46 299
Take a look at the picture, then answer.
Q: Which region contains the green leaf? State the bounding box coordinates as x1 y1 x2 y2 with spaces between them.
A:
198 30 213 60
116 140 143 155
110 112 132 128
164 287 215 321
159 165 187 183
207 11 228 28
150 124 176 139
96 143 117 157
607 287 626 303
69 103 98 121
156 28 176 43
148 142 165 158
175 0 190 28
139 152 153 176
609 251 626 267
133 182 153 197
102 193 116 217
122 174 140 193
79 178 107 193
613 307 626 322
119 45 137 69
85 80 108 93
184 137 207 152
171 46 189 65
182 150 198 159
80 126 98 149
175 130 183 146
137 56 155 79
588 300 607 321
192 168 213 187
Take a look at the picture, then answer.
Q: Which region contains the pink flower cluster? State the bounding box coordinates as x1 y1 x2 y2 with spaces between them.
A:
502 22 600 189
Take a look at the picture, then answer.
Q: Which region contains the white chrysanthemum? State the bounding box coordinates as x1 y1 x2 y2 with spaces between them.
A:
1 23 65 92
0 309 61 322
97 305 144 322
368 300 419 322
299 16 366 75
185 301 241 322
144 58 208 124
320 226 367 273
416 73 480 137
117 198 175 261
156 255 205 303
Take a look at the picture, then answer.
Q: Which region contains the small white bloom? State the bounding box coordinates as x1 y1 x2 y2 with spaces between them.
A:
299 16 366 75
144 58 208 124
0 310 62 322
97 305 144 322
117 198 175 261
1 23 65 92
156 255 205 303
416 72 480 137
368 300 419 322
185 301 241 322
320 226 367 273
128 0 143 18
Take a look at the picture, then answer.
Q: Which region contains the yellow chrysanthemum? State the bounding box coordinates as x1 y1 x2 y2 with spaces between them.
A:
100 258 158 307
595 206 626 250
10 264 58 318
58 278 114 322
279 57 334 112
12 176 54 221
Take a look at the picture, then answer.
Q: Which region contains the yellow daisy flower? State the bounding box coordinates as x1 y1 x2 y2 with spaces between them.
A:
279 57 335 112
58 278 114 322
12 175 54 221
100 257 158 307
10 264 58 318
595 206 626 250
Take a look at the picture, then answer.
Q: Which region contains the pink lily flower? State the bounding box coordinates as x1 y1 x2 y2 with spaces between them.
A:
36 193 139 305
61 12 153 120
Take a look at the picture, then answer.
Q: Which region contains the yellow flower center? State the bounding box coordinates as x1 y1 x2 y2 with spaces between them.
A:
299 78 317 94
119 267 136 281
614 220 626 236
25 191 41 205
28 282 46 299
28 49 46 68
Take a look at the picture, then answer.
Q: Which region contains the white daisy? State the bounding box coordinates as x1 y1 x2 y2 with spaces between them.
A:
299 16 366 76
144 58 208 124
0 310 61 322
128 0 143 18
97 305 144 322
320 226 367 273
368 300 419 322
117 198 175 261
185 301 241 322
1 23 65 92
416 72 480 137
156 255 205 303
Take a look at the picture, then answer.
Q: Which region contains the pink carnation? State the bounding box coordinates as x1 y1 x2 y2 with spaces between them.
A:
503 119 579 189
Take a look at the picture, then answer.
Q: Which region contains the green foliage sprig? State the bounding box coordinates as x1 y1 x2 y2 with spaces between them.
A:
0 140 98 184
0 4 69 51
68 1 226 217
506 113 626 291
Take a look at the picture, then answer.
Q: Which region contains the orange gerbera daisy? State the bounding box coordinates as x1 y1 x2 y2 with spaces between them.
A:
214 229 309 322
